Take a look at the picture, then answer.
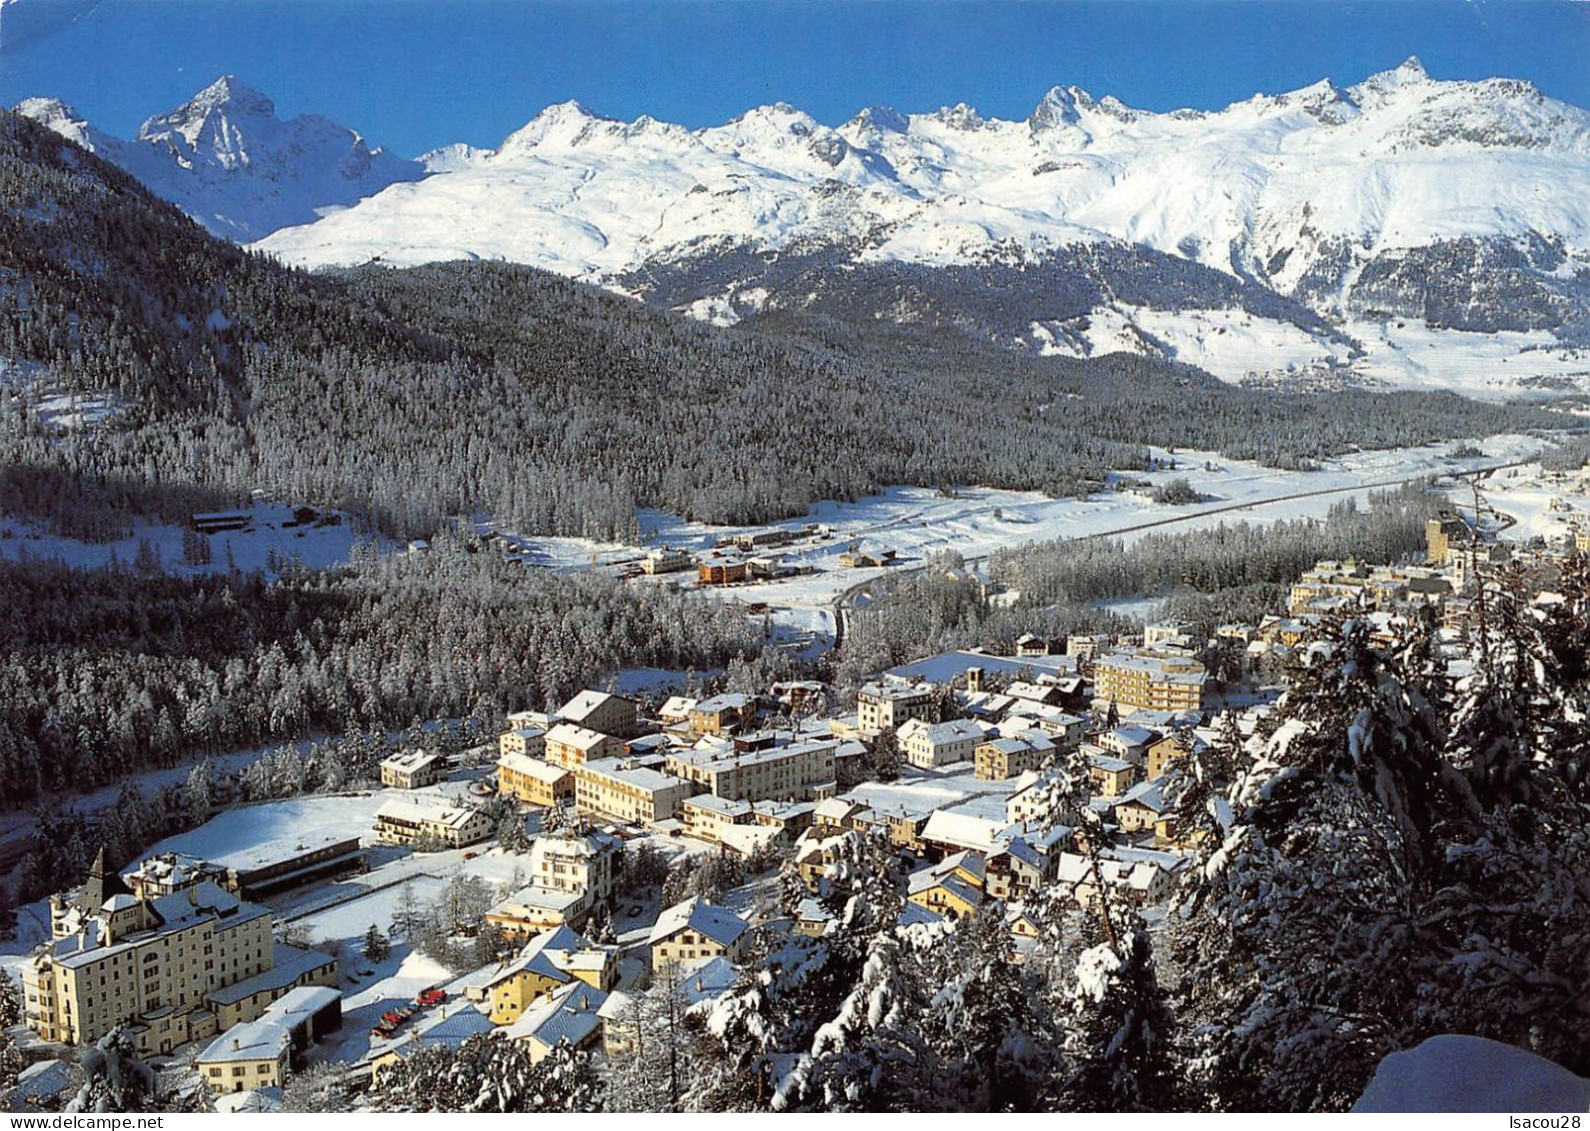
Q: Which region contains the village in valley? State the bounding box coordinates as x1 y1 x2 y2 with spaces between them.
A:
11 0 1590 1110
6 467 1587 1113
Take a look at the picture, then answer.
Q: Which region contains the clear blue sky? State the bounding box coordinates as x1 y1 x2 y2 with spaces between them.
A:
2 0 1588 157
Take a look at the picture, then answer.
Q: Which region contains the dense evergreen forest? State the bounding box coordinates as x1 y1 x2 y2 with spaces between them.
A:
835 484 1444 681
0 535 757 805
0 108 1560 545
988 483 1445 617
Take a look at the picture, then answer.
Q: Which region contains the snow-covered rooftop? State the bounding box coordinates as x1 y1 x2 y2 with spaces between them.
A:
649 896 749 948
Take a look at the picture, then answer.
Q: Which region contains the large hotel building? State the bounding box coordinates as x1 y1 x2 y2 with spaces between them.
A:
21 849 336 1056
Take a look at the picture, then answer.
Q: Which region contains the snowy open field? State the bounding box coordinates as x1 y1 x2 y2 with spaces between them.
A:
493 431 1559 640
0 499 392 576
1451 460 1590 543
887 651 1075 684
145 793 403 864
1034 306 1590 399
608 667 709 698
0 358 125 431
1344 320 1590 397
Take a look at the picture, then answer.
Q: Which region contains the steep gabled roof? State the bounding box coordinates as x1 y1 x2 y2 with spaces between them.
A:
504 980 608 1047
648 896 749 949
1116 780 1167 812
559 689 632 724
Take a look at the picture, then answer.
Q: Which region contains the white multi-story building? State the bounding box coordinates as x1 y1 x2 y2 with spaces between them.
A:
528 829 620 906
22 850 335 1057
373 799 493 848
379 750 446 790
855 681 935 737
498 726 548 760
896 717 984 769
482 831 620 937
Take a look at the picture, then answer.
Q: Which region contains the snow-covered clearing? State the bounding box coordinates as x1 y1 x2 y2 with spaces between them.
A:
1342 320 1590 398
293 872 451 952
494 432 1554 642
887 651 1075 685
26 389 123 431
1091 595 1166 622
1034 306 1590 399
0 499 391 576
1455 460 1590 543
607 667 703 698
1 357 125 430
145 793 400 865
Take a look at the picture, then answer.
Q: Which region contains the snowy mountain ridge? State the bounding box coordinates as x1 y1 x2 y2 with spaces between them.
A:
18 64 1590 394
16 77 424 241
250 57 1590 285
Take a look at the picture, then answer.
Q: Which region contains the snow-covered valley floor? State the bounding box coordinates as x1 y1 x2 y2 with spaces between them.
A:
496 431 1561 641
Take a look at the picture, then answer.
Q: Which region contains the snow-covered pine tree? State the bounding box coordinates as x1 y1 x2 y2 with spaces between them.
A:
541 800 571 835
522 1040 605 1112
774 927 934 1111
1447 560 1590 808
605 960 696 1112
919 904 1056 1111
585 903 617 946
1058 925 1179 1112
281 1062 355 1113
471 920 510 967
1158 709 1239 862
869 727 901 783
1417 559 1590 1072
393 880 421 940
817 828 905 940
777 854 809 916
182 759 217 823
1165 611 1455 1110
375 1033 594 1112
361 924 391 963
66 1027 156 1113
0 970 21 1029
1012 743 1107 1031
689 967 781 1112
0 1022 20 1098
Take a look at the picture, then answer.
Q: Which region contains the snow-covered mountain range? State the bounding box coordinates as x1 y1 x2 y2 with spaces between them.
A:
18 62 1590 395
17 77 422 241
